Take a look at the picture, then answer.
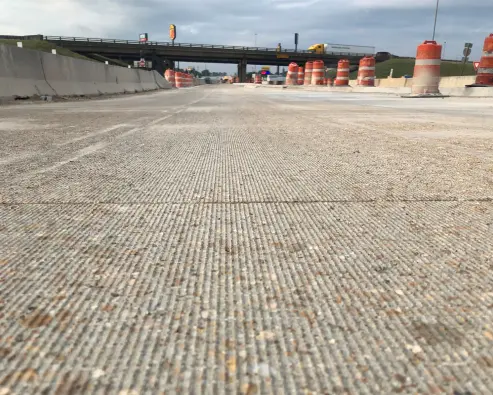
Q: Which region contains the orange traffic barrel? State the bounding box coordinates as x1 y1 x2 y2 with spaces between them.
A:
286 62 299 85
357 56 376 86
311 60 325 85
164 69 176 87
475 34 493 86
304 61 313 85
411 40 442 95
297 67 304 85
335 59 350 86
255 74 262 84
182 73 189 88
175 72 185 88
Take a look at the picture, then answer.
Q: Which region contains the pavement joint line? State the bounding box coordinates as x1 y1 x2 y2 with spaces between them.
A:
1 197 492 205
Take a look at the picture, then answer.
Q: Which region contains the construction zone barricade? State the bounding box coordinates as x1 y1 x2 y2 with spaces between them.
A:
335 59 350 86
297 67 304 85
304 61 313 85
164 69 176 87
311 60 325 85
357 57 376 86
286 62 299 85
175 72 186 88
473 34 493 86
409 40 442 96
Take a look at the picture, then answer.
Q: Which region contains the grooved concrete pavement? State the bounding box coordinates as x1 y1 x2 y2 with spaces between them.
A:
1 86 493 394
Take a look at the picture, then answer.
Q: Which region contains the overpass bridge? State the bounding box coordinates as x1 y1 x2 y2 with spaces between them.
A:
42 36 376 82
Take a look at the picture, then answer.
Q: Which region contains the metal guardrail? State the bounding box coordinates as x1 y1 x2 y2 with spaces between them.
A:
43 36 375 57
44 36 296 52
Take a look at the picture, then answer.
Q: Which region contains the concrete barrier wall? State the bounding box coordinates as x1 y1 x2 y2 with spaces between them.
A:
0 44 171 99
41 52 111 96
136 69 158 91
113 67 143 93
152 71 171 89
0 44 56 97
193 79 206 86
374 78 413 88
437 76 475 88
372 75 476 89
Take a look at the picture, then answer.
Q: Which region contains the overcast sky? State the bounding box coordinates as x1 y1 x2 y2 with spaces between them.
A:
2 0 491 72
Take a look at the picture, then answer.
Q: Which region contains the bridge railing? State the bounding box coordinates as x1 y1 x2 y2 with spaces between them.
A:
44 36 309 52
43 36 374 57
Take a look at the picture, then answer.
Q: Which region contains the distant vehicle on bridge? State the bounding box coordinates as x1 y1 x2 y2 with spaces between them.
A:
308 43 375 56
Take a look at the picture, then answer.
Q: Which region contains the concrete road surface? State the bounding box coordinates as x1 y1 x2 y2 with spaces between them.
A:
1 86 493 394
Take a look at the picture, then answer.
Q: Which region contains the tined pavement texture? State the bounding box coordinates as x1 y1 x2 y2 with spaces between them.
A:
1 86 493 394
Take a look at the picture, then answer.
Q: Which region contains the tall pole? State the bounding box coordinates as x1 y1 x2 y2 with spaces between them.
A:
432 0 439 41
254 33 257 72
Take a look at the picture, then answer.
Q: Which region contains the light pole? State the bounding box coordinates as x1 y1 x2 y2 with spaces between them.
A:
442 41 446 60
254 33 258 72
432 0 439 41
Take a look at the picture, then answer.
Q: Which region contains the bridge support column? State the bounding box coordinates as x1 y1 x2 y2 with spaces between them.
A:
163 59 174 71
237 59 247 83
151 53 165 76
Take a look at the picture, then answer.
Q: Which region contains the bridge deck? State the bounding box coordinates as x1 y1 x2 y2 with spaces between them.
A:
43 36 375 66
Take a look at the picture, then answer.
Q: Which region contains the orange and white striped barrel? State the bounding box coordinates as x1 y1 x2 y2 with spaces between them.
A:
175 72 185 88
164 69 176 87
254 74 262 84
297 67 304 85
304 61 313 85
335 59 350 86
181 73 189 88
357 56 376 86
411 40 442 95
476 34 493 86
286 62 299 85
311 60 325 85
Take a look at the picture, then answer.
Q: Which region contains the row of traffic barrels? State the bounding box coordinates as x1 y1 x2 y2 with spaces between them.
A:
286 60 369 87
287 33 492 93
164 70 194 88
287 61 327 86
